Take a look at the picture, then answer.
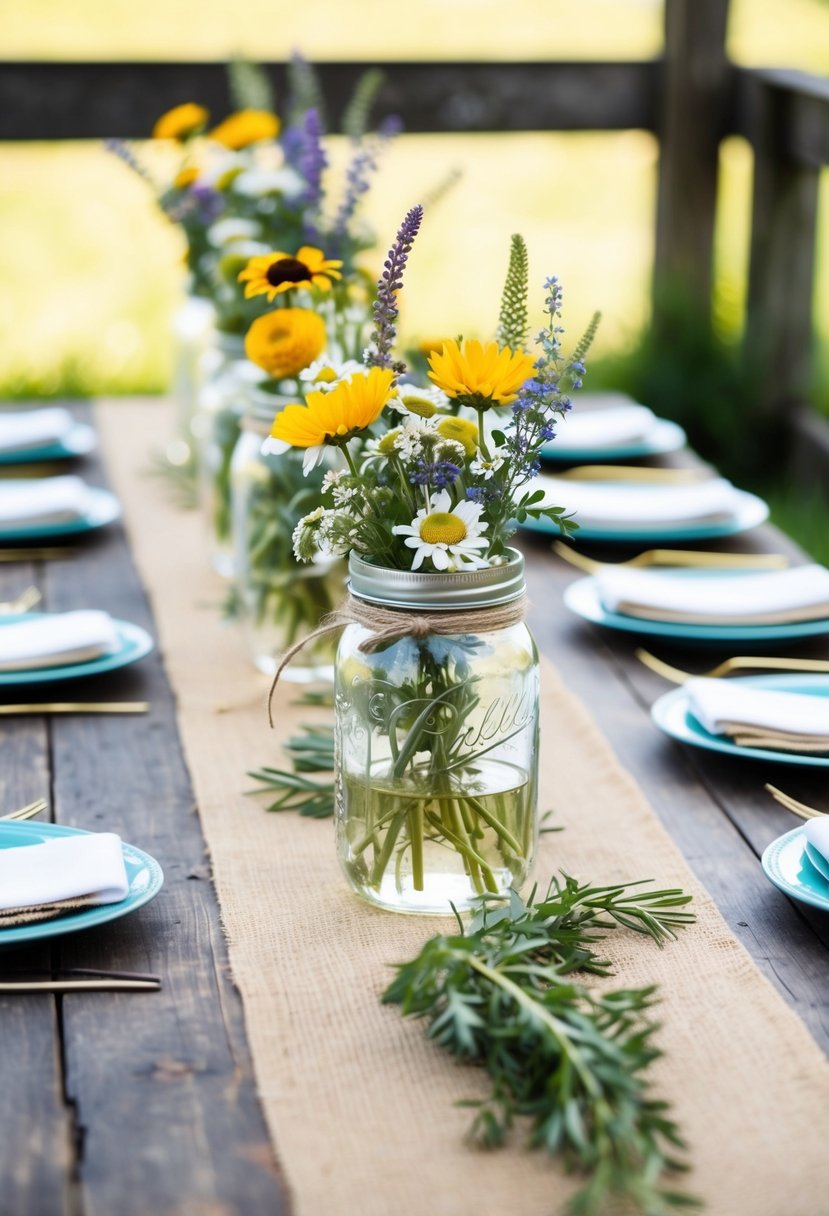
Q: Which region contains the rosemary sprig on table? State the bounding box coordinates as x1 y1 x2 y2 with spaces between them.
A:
383 877 699 1216
247 724 335 817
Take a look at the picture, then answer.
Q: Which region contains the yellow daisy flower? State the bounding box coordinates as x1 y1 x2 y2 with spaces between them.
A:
245 309 327 380
436 416 478 456
152 103 209 141
238 248 343 302
209 109 280 150
269 368 395 456
173 166 200 190
428 339 535 410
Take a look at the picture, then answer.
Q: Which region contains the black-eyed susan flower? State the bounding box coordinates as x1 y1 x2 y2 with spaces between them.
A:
427 339 535 410
244 309 327 380
392 489 489 571
265 367 394 474
238 248 343 302
152 103 209 141
209 109 280 150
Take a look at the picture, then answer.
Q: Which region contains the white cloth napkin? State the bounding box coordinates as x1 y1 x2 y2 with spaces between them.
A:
804 819 829 869
686 677 829 751
596 564 829 624
0 832 129 912
538 475 745 530
0 476 94 527
0 610 120 671
0 408 75 454
552 402 657 451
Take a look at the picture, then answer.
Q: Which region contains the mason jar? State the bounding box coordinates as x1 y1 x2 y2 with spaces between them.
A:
170 292 215 457
192 331 249 577
334 550 539 914
230 386 346 680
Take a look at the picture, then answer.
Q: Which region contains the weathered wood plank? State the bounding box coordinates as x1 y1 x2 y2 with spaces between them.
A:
520 515 829 1052
0 59 659 140
653 0 734 307
0 404 289 1215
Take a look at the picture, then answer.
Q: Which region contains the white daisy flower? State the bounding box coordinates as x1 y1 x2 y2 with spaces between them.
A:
299 357 364 393
206 217 262 247
393 488 490 572
262 434 326 476
470 446 508 480
231 166 305 199
388 382 450 420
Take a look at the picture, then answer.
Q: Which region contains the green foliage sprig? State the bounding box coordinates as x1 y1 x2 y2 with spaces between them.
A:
227 56 276 114
342 69 386 139
247 724 335 818
496 233 530 352
383 876 699 1216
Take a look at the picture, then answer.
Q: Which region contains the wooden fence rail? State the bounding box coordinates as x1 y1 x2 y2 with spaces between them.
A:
1 0 828 471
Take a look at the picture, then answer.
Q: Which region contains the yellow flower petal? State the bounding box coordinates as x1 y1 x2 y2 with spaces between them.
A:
152 103 209 141
271 368 394 449
427 338 534 409
245 309 326 379
209 109 280 150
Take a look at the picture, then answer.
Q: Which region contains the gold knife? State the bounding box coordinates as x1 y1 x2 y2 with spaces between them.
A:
0 703 149 715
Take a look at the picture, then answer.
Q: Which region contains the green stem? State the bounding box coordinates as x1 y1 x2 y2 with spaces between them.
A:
425 811 498 893
477 409 491 460
341 443 359 477
409 804 425 890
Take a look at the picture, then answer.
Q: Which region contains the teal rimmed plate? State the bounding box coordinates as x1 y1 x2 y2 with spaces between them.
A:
762 826 829 912
651 673 829 767
0 487 120 541
0 613 153 684
0 821 164 946
521 487 768 542
0 424 97 466
563 574 829 643
541 418 686 463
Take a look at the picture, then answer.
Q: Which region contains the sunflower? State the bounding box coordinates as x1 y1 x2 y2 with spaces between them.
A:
152 103 209 141
265 368 395 474
245 309 327 380
209 109 280 150
428 339 535 410
238 248 343 302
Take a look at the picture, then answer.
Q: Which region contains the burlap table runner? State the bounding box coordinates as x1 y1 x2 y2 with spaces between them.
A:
99 400 829 1216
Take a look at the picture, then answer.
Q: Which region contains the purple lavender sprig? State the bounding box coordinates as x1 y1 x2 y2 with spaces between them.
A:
299 107 328 242
105 138 156 187
365 204 424 378
330 118 402 254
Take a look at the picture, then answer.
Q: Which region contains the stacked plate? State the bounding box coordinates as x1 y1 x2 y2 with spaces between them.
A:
763 820 829 914
0 407 97 465
541 395 686 463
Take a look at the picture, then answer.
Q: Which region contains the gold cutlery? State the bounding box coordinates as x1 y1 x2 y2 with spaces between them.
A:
0 702 149 716
0 968 161 994
0 585 42 614
0 548 76 563
765 784 825 820
551 540 789 574
635 650 829 685
1 798 47 821
556 464 710 484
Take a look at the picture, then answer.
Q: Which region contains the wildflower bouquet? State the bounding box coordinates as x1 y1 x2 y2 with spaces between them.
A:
264 205 597 910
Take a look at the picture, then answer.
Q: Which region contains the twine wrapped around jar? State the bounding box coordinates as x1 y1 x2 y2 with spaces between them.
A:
268 592 528 725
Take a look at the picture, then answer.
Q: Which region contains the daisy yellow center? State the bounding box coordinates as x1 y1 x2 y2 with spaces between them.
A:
401 395 437 419
419 512 466 545
378 429 400 454
266 257 311 288
315 367 338 384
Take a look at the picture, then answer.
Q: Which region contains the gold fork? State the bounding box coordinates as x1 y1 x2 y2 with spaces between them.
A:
556 464 709 484
551 540 789 575
0 548 76 563
1 798 48 821
765 784 825 820
635 649 829 685
0 585 42 614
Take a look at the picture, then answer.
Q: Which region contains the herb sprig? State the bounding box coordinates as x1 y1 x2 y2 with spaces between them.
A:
247 724 335 818
383 877 699 1216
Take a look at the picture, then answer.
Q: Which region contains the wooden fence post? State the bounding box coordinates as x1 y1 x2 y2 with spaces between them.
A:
654 0 732 317
743 71 822 426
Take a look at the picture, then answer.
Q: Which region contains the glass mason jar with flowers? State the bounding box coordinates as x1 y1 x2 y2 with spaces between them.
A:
267 208 598 913
230 294 366 678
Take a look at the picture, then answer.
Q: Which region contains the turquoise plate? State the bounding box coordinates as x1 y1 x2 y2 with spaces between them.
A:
651 673 829 767
0 613 153 684
563 574 829 643
521 487 768 542
762 826 829 913
541 418 686 463
0 821 164 946
0 424 97 466
0 487 120 541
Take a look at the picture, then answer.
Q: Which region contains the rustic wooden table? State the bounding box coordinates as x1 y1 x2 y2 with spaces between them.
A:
1 401 827 1214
